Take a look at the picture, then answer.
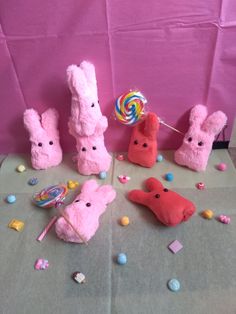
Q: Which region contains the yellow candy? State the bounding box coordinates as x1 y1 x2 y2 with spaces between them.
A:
120 216 130 226
201 209 214 219
67 180 79 189
8 219 25 232
16 164 26 173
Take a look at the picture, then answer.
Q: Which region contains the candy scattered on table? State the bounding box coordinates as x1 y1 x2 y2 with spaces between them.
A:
99 171 107 180
8 219 25 232
216 163 227 171
34 258 49 270
72 272 86 284
218 215 230 224
167 279 180 292
117 253 127 265
115 90 147 126
201 209 214 219
165 173 174 182
33 184 68 208
156 154 163 162
196 182 205 190
28 177 39 186
120 216 130 226
116 154 124 161
67 180 79 189
118 175 130 184
168 240 183 254
16 164 26 173
6 194 16 204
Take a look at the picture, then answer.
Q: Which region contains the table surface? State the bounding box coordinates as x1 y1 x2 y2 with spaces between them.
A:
0 150 236 314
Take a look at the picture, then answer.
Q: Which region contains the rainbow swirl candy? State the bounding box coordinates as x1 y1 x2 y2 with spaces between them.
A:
115 90 147 125
33 184 68 209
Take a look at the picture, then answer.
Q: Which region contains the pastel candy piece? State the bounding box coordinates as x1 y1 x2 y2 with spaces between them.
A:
67 180 79 189
217 163 227 171
165 173 174 181
72 272 86 284
201 209 214 219
118 175 130 184
8 219 24 232
6 194 16 204
28 177 39 185
120 216 130 226
167 279 180 292
116 154 124 161
196 182 205 190
156 154 163 162
168 240 183 254
117 253 127 265
17 164 26 172
99 171 107 180
218 215 230 224
34 258 49 270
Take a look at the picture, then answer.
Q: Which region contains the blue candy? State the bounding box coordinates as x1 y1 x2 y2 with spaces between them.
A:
117 253 127 265
99 171 107 180
167 279 180 292
6 194 16 204
156 154 163 162
28 177 39 186
165 172 174 182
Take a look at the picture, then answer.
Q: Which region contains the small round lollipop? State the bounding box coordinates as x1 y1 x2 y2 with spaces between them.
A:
115 90 147 126
33 184 68 208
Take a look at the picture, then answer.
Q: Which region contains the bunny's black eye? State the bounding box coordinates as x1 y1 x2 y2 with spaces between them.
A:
38 142 42 147
92 146 96 150
91 103 95 107
82 147 86 152
49 141 53 145
163 188 168 192
143 143 148 148
75 200 79 203
134 140 138 145
188 137 192 142
155 194 160 198
198 141 203 146
98 100 100 104
86 203 91 207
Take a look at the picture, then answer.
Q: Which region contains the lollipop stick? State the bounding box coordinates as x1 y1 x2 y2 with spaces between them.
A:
37 215 58 242
159 119 184 135
58 209 88 245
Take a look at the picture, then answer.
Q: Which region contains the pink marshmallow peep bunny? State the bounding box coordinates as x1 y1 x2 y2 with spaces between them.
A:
67 61 112 175
55 179 116 243
175 104 227 171
23 108 63 170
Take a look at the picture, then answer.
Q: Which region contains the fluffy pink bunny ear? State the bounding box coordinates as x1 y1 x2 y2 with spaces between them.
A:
96 185 116 204
201 110 227 136
80 61 98 98
81 179 99 194
41 108 59 134
67 64 89 98
145 177 163 191
189 104 208 127
23 109 42 134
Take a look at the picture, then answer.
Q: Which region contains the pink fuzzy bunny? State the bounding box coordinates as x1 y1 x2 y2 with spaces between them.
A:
67 61 112 175
55 179 116 243
23 108 63 170
67 61 107 137
174 104 227 171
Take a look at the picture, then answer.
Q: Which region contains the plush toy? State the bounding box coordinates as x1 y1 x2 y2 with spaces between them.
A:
174 104 227 171
128 177 196 226
55 179 116 243
67 61 112 175
128 112 159 168
67 61 105 137
23 108 62 170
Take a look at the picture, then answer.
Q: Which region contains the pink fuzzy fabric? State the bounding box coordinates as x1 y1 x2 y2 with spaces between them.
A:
175 104 227 171
67 61 112 175
55 179 116 243
23 108 62 170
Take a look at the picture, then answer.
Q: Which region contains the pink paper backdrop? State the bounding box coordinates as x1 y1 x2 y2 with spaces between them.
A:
0 0 236 153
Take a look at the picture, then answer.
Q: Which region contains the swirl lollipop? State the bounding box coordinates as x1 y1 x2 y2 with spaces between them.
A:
33 184 68 209
115 90 147 126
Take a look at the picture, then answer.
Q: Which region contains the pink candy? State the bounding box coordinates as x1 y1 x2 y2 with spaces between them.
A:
218 215 230 224
118 175 130 184
196 182 205 190
34 258 49 270
217 163 227 171
116 154 125 161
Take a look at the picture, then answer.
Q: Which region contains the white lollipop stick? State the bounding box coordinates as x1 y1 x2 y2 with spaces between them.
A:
158 118 184 135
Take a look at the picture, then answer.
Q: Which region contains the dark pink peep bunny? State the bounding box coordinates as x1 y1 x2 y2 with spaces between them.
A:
55 179 116 243
23 108 62 170
175 104 227 171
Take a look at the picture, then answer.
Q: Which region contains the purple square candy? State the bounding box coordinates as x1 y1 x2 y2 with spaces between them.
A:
168 240 183 254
